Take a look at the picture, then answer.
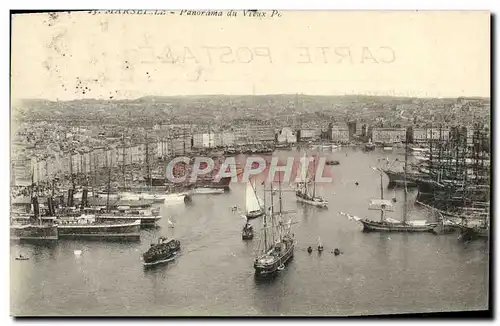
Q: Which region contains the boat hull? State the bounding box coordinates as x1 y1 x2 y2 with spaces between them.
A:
95 216 161 227
57 222 141 241
246 210 264 219
10 224 58 241
458 226 489 240
242 233 254 240
254 244 294 277
383 170 418 187
296 195 328 208
360 220 437 232
192 188 225 195
143 251 179 267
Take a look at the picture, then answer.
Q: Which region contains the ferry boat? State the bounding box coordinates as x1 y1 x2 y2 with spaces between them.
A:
142 236 181 266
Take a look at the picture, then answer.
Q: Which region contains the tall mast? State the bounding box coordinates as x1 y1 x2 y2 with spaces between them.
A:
302 151 308 194
278 171 283 214
312 154 317 198
270 181 275 245
378 164 385 222
251 178 263 210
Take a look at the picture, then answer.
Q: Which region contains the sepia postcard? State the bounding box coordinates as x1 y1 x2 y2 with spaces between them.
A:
10 10 490 317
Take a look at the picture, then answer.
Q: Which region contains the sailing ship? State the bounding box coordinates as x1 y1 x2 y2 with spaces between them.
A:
245 179 264 219
413 125 490 240
341 138 437 232
295 153 328 208
142 236 181 266
254 177 295 277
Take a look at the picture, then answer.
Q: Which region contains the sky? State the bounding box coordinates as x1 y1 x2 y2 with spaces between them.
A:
11 10 490 101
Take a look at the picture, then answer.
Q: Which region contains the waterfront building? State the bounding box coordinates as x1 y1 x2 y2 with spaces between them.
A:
371 128 406 143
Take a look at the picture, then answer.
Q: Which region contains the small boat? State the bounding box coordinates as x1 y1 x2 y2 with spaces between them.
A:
317 237 324 252
74 250 82 256
326 160 340 166
364 140 376 151
15 254 29 261
142 236 181 266
242 222 254 240
307 246 313 253
383 147 393 151
333 248 341 256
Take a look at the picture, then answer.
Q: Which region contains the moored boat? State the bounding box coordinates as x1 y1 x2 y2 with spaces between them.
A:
57 215 141 241
10 196 58 242
10 220 59 241
191 186 225 195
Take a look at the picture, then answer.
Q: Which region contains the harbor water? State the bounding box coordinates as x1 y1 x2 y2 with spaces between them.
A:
10 147 489 316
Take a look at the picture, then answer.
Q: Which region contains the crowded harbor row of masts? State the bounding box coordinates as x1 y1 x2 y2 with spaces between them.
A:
340 126 490 240
10 144 191 243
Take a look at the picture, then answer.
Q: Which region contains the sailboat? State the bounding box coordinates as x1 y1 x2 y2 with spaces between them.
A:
340 139 437 232
254 176 295 277
295 153 328 208
246 179 264 219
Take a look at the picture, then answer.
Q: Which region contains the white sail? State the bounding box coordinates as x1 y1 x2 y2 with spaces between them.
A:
296 152 309 183
246 181 262 214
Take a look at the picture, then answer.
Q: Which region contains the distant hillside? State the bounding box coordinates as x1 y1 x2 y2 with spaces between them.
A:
12 95 490 125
